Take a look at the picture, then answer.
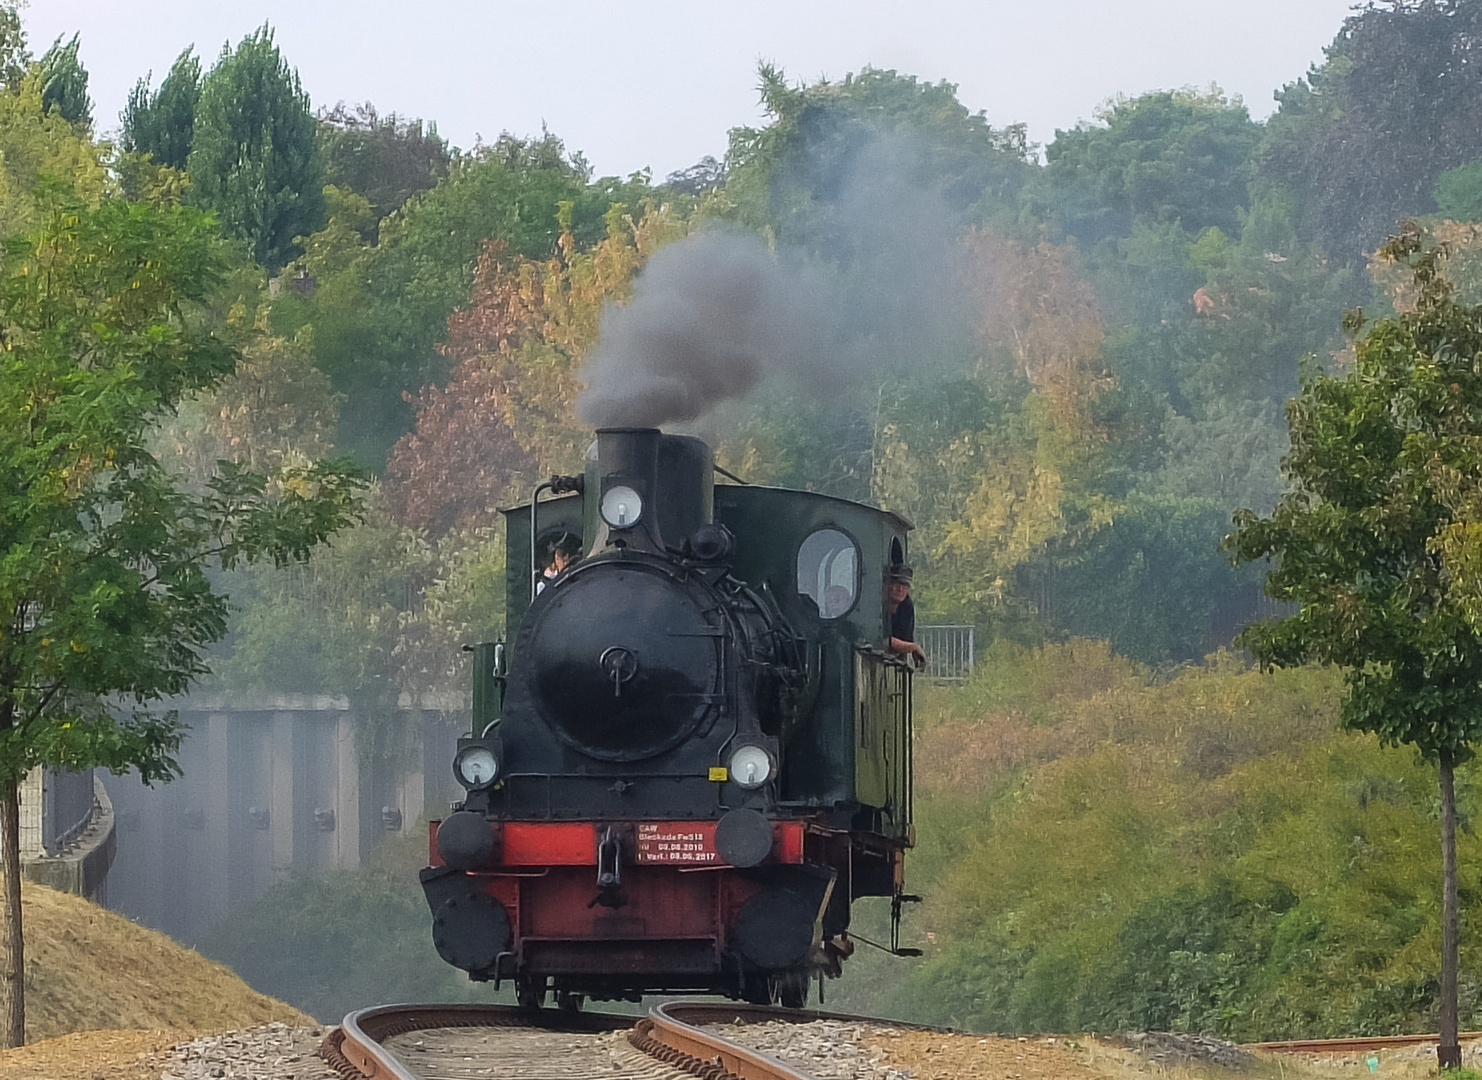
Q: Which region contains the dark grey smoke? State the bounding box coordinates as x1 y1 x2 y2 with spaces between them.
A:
577 233 838 428
577 130 971 429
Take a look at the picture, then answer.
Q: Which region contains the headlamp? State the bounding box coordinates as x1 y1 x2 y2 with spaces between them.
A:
454 744 499 790
727 745 774 790
601 485 643 528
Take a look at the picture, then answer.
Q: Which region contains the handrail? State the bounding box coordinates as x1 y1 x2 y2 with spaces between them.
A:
528 480 555 604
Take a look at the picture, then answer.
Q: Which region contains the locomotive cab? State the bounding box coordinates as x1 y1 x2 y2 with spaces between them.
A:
422 427 916 1008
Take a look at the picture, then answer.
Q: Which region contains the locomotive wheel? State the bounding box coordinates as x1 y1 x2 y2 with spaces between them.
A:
778 970 808 1009
740 970 772 1005
557 991 585 1014
516 975 547 1011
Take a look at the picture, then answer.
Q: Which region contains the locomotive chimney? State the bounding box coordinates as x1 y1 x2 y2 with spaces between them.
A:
594 427 665 553
591 427 714 555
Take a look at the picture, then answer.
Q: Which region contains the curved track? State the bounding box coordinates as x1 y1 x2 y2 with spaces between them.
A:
321 1001 941 1080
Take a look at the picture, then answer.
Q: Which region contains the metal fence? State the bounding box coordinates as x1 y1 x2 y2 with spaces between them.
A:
917 625 976 682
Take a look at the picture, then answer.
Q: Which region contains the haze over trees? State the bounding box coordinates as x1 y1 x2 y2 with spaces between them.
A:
11 0 1482 1039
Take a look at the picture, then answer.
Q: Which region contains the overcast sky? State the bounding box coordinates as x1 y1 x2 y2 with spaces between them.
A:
28 1 1357 180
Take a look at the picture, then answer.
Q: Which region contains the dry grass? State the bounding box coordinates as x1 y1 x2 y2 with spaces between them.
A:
1076 1037 1471 1080
867 1031 1475 1080
0 1028 186 1080
14 880 310 1044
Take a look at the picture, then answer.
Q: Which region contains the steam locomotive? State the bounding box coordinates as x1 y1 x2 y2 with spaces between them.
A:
420 427 917 1009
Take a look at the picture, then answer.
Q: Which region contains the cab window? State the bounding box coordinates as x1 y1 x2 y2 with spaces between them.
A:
797 529 858 619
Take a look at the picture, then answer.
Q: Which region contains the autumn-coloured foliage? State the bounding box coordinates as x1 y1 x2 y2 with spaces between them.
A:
964 227 1111 430
383 203 690 535
381 240 540 535
870 228 1115 625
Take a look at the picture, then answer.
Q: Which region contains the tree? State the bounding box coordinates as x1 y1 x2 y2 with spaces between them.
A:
1434 162 1482 222
1226 227 1482 1066
0 194 365 1046
188 25 324 273
155 318 342 486
0 4 26 91
725 64 1032 240
37 34 90 130
121 48 202 170
1041 87 1263 246
0 72 106 240
383 200 688 533
1262 0 1482 263
288 137 645 466
664 155 725 195
316 102 450 226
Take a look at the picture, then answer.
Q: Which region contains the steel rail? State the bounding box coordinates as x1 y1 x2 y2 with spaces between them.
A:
320 999 943 1080
1256 1032 1482 1054
638 1000 952 1080
320 1002 631 1080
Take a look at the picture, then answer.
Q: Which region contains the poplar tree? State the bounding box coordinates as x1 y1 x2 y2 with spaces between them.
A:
122 47 201 170
187 25 323 273
1227 227 1482 1067
37 34 90 129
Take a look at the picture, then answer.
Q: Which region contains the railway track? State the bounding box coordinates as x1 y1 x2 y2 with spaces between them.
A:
323 997 1482 1079
320 1000 929 1080
1256 1032 1482 1054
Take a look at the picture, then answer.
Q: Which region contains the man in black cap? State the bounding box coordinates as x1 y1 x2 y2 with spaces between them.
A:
886 565 926 668
536 533 579 595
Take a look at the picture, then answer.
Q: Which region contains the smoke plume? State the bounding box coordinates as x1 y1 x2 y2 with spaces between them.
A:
576 131 971 429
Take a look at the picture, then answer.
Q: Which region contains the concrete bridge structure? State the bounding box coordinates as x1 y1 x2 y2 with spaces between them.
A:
100 693 468 944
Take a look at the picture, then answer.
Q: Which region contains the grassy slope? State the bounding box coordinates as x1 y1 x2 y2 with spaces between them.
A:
831 641 1482 1038
19 880 308 1042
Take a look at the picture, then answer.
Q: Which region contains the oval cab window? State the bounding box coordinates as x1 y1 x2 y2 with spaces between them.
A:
797 529 858 619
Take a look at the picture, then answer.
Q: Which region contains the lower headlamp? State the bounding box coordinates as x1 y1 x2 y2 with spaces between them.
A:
454 743 500 790
727 745 775 789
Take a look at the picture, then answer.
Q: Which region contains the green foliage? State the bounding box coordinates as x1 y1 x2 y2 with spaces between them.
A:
37 34 89 129
278 136 654 466
199 830 486 1021
1225 232 1482 1043
0 193 366 791
122 48 201 171
1261 0 1482 262
0 3 27 91
1026 493 1261 664
1150 399 1288 514
188 25 324 273
0 72 106 239
1228 231 1482 759
218 501 427 699
316 102 450 226
830 642 1482 1038
1042 87 1262 246
725 65 1031 242
1435 162 1482 222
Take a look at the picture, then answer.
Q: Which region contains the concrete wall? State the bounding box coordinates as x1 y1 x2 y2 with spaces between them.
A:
17 766 98 859
102 694 466 945
8 768 117 904
23 776 116 903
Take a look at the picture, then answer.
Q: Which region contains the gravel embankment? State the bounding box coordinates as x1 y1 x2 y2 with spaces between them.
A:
706 1019 913 1079
154 1022 337 1080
